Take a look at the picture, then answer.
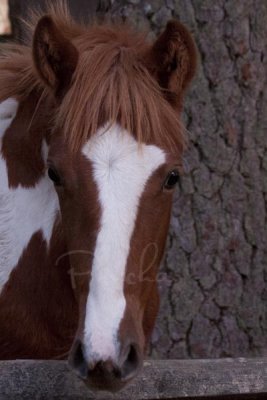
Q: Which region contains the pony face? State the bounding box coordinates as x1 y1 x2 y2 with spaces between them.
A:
47 125 179 390
32 11 197 391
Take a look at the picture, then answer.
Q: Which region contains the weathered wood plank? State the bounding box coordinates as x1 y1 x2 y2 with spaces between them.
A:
0 358 266 399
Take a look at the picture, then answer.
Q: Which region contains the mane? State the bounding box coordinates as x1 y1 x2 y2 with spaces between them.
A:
0 1 185 154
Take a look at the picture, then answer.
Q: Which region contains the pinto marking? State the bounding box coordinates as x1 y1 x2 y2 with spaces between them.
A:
82 124 165 363
0 4 197 388
0 99 59 294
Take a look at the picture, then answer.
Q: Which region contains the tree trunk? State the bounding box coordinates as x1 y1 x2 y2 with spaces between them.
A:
8 0 99 40
98 0 267 359
5 0 267 359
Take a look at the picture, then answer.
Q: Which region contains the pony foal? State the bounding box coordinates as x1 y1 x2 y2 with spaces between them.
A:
0 5 197 391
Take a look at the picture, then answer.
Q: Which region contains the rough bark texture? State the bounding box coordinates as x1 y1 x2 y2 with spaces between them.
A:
4 0 267 359
8 0 98 39
97 0 267 359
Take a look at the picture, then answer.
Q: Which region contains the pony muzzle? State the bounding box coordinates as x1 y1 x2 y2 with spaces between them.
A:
68 339 142 391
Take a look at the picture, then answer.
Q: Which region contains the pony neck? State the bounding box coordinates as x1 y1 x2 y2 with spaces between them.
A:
0 94 62 294
0 95 78 359
1 93 52 188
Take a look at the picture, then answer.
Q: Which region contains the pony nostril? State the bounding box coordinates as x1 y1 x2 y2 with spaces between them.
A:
68 339 88 380
121 344 140 381
92 360 122 379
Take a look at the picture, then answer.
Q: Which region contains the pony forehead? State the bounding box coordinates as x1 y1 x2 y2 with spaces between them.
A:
58 32 185 153
82 123 166 171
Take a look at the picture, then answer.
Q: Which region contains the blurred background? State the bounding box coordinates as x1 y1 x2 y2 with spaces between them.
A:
1 0 266 360
0 0 10 34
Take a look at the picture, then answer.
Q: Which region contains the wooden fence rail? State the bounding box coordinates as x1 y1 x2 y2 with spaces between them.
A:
0 358 266 399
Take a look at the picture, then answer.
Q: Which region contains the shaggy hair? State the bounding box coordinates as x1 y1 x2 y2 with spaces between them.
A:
0 1 185 153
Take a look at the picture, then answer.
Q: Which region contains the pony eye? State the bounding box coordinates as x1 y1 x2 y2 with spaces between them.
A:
164 170 179 190
48 167 62 186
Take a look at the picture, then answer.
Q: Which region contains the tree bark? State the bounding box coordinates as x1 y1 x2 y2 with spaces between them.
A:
98 0 267 359
5 0 267 359
8 0 99 40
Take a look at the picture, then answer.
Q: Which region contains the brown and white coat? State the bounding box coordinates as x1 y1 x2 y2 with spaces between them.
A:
0 3 197 391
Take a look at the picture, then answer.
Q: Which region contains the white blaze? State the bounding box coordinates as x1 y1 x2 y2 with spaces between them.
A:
82 124 165 363
0 98 59 294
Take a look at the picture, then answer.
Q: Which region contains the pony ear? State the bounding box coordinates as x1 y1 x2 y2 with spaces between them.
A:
146 20 197 110
33 15 78 98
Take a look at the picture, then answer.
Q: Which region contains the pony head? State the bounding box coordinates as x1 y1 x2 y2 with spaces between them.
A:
30 8 197 391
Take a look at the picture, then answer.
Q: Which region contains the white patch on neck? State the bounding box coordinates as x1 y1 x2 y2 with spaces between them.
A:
0 98 59 294
82 124 165 363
